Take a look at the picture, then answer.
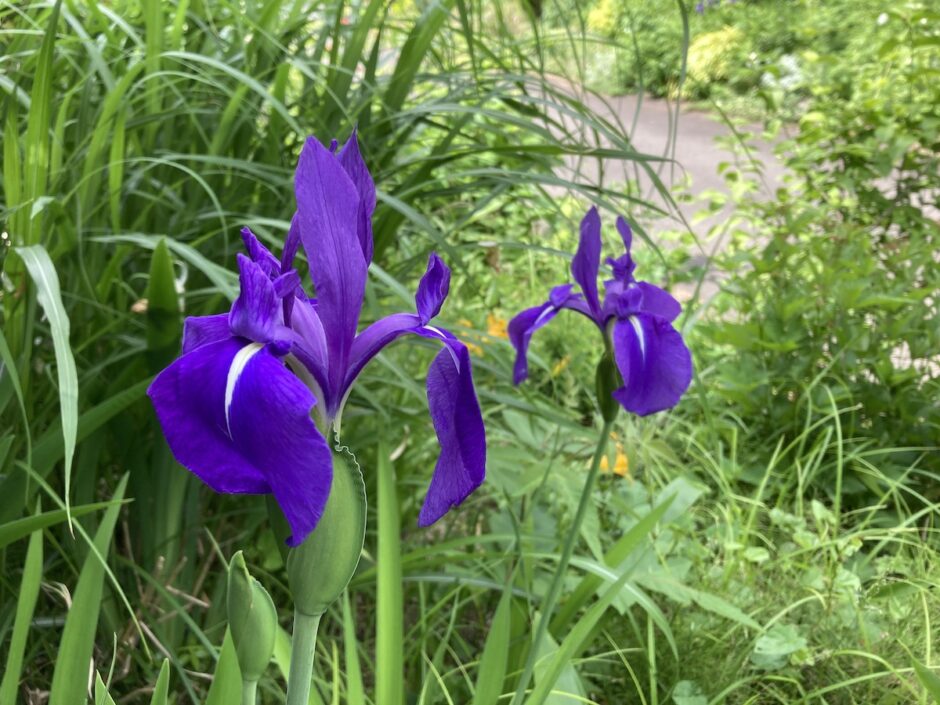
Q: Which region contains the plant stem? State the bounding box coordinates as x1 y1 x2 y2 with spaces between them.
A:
241 678 258 705
286 610 321 705
510 419 613 705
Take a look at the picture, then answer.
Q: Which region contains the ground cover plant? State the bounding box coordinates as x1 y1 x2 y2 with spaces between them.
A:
1 1 938 704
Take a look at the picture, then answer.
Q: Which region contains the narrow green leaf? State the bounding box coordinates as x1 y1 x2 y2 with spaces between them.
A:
145 238 182 365
49 474 128 705
376 444 404 705
149 659 170 705
471 577 514 705
15 244 78 523
0 511 43 704
0 501 120 551
342 592 365 705
93 674 117 705
205 629 243 705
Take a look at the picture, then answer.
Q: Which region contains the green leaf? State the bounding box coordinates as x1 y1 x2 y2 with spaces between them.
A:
913 659 940 703
205 629 242 705
0 501 120 551
149 660 170 705
49 474 128 705
15 244 78 523
342 592 365 705
750 624 807 671
94 674 117 705
0 510 44 703
471 577 514 705
145 238 182 362
376 444 403 705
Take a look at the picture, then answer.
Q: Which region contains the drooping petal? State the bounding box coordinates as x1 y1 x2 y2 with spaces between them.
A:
571 207 603 317
241 227 281 277
337 128 376 263
227 345 334 547
182 313 230 354
611 314 692 416
418 341 486 526
148 337 270 494
507 284 596 385
229 255 289 352
343 312 423 394
414 252 451 325
294 136 367 396
636 282 681 322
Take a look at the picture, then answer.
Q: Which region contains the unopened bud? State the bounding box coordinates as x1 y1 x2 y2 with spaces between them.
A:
227 551 277 681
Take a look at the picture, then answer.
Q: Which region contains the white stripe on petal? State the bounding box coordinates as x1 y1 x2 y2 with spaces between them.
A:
225 342 264 437
629 315 646 359
533 304 556 328
423 325 446 338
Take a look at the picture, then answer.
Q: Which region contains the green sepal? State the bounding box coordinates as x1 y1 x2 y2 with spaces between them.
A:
273 448 367 617
226 551 277 681
595 352 622 424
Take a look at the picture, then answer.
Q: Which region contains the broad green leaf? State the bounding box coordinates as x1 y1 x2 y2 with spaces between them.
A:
16 244 78 522
0 512 43 703
913 659 940 703
145 238 182 363
49 474 128 705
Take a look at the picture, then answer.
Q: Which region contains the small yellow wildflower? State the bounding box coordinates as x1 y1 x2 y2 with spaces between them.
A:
600 443 630 478
464 340 484 357
486 313 508 340
551 355 571 377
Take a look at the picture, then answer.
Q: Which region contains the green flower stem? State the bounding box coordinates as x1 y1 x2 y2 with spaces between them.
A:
241 678 258 705
510 418 614 705
286 610 322 705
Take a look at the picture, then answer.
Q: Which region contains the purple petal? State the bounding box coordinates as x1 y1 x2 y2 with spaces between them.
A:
147 338 270 493
227 345 334 547
344 312 425 393
602 280 681 323
281 214 302 273
616 216 633 253
636 282 681 322
287 297 332 406
337 128 376 264
241 227 281 277
611 314 692 416
295 136 367 396
229 255 289 352
182 314 230 354
415 252 451 325
507 285 596 385
571 207 602 317
418 342 486 526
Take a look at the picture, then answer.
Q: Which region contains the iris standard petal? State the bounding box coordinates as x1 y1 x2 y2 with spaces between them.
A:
337 128 376 264
295 136 367 395
241 227 281 277
226 345 334 547
148 337 270 493
414 252 451 325
571 206 603 317
611 314 693 416
229 254 289 351
182 313 230 354
418 342 486 526
287 296 332 406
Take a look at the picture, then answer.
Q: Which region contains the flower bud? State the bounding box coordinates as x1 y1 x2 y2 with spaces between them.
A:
273 449 367 617
227 551 277 682
595 352 622 423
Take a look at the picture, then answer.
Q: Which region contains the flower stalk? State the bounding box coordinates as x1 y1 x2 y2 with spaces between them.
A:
510 416 614 705
286 611 321 705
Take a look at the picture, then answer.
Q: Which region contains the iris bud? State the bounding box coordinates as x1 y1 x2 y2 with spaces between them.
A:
227 551 277 682
277 449 367 617
595 351 622 423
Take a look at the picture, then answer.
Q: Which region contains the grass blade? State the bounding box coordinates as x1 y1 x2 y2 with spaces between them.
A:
149 659 170 705
377 443 404 705
48 474 128 705
15 244 78 524
471 575 514 705
205 629 243 705
0 509 43 705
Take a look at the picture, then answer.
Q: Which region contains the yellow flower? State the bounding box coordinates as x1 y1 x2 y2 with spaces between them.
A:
486 313 509 340
551 355 571 376
600 443 630 478
464 340 484 357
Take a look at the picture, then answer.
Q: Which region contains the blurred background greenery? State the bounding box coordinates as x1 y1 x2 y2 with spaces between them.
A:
0 0 937 703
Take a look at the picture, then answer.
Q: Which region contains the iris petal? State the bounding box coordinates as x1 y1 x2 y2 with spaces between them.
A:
295 136 367 397
611 314 692 416
571 206 603 317
419 342 486 526
229 254 288 351
227 346 334 547
414 252 451 326
182 313 230 354
337 128 376 264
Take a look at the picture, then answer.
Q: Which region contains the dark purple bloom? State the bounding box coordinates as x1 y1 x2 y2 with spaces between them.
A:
148 131 486 547
508 207 692 416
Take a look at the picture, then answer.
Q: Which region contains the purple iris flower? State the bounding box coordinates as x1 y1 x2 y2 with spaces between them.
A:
147 131 486 547
508 207 692 416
